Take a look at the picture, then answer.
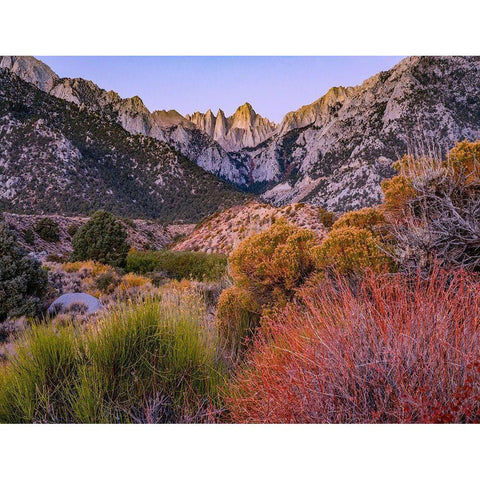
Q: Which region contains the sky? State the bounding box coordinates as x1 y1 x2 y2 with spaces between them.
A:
38 56 405 123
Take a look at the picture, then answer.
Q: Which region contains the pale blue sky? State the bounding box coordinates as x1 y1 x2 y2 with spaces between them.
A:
38 56 405 122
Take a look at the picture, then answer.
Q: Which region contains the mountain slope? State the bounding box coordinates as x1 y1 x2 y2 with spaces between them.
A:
172 201 327 254
238 56 480 211
0 69 248 222
0 56 248 187
3 56 480 214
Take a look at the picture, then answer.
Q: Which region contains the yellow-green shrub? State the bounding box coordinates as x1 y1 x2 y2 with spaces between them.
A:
215 222 318 353
229 221 318 306
332 207 386 233
313 226 393 275
126 249 227 282
215 286 260 352
0 293 224 423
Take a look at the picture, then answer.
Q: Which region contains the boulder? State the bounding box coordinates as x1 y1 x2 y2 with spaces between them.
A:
48 293 102 316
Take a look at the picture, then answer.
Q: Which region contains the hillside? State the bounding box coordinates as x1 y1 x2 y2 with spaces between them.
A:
0 56 248 186
0 69 248 222
172 201 328 254
2 212 195 259
238 56 480 210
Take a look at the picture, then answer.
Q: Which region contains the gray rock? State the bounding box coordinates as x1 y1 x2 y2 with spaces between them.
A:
48 293 102 316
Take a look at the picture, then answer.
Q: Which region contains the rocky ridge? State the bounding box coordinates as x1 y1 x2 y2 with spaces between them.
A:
236 56 480 211
3 56 480 213
172 201 328 254
0 56 247 186
186 103 276 151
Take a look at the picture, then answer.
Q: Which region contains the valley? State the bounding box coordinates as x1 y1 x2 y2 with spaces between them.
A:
0 56 479 425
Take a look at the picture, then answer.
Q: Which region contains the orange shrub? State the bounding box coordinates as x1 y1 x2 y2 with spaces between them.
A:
381 174 416 220
313 226 393 275
448 139 480 184
226 269 480 423
229 221 318 306
62 260 110 276
118 273 151 292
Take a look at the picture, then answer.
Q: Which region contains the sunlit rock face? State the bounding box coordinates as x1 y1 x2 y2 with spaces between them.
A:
0 68 249 222
186 102 277 151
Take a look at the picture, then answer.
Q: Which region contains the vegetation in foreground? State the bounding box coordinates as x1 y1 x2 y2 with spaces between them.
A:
1 140 480 423
0 223 47 324
225 268 480 423
0 291 225 423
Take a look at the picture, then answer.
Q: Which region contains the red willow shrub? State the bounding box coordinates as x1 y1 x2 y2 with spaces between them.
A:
226 269 480 423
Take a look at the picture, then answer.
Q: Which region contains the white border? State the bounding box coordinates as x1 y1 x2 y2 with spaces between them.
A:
0 424 478 479
1 0 479 55
0 1 478 478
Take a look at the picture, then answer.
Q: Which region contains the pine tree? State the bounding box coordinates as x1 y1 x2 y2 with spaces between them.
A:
71 211 130 268
0 222 47 322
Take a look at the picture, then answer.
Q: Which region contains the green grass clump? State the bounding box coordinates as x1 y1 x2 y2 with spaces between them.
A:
126 250 227 282
0 324 79 422
0 292 225 423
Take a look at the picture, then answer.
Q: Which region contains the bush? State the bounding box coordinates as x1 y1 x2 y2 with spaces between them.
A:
117 272 151 293
67 223 79 238
381 173 417 221
229 221 318 307
71 211 129 268
313 226 394 275
34 217 60 242
94 269 121 294
23 229 35 245
332 207 386 233
0 292 225 423
0 222 48 323
214 222 318 353
448 139 480 184
126 250 227 282
226 269 480 423
317 208 335 229
383 143 480 272
62 260 110 276
215 287 260 353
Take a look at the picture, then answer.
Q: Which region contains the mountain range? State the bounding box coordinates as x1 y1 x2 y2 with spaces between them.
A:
1 55 480 219
0 64 247 222
186 104 276 151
